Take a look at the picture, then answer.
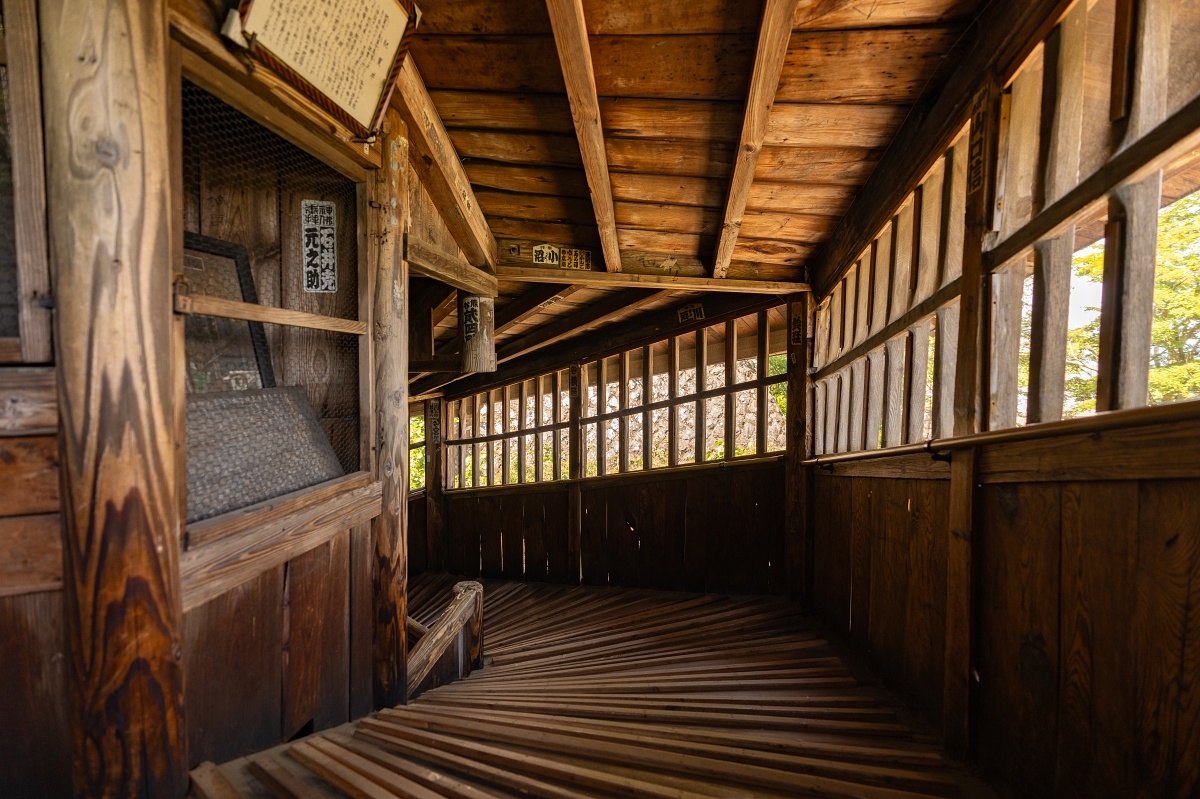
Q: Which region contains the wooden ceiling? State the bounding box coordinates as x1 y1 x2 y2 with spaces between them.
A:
406 0 983 397
410 0 977 277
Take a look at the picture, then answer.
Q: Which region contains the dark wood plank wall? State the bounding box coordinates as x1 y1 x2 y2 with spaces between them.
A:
808 418 1200 798
436 459 785 595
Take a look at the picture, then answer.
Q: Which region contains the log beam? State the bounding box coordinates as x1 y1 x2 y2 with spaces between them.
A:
712 0 801 278
545 0 621 273
392 59 498 271
372 110 410 709
408 238 498 297
40 0 188 793
497 266 809 294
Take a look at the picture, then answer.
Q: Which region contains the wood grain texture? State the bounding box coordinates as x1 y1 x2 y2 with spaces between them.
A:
407 237 498 297
5 0 51 362
545 0 621 272
180 482 382 613
183 567 283 767
372 111 410 710
942 447 975 758
174 292 368 335
0 435 58 516
0 590 70 798
712 0 801 278
40 0 188 793
0 367 56 434
283 533 350 738
393 60 498 270
975 482 1061 795
0 513 62 597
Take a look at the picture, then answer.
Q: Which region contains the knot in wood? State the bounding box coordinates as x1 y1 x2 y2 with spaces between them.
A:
94 138 120 168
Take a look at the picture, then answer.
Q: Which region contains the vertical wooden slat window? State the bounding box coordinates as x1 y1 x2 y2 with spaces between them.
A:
441 304 790 489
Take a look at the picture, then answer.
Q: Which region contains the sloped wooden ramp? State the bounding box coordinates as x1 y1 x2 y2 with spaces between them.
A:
201 575 991 799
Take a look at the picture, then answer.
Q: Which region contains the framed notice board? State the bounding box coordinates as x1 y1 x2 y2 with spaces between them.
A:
226 0 419 138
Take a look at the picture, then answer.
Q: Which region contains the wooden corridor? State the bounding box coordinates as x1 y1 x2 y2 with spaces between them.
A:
198 574 992 799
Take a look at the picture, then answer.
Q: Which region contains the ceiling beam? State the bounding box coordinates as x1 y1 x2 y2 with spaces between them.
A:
805 0 1074 296
711 0 801 278
429 292 788 400
545 0 622 273
392 59 498 271
497 265 809 294
408 238 498 296
410 288 664 396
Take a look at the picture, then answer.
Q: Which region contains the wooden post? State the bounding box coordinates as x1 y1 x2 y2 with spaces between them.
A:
784 294 810 602
40 0 187 794
458 294 497 373
943 447 977 759
425 398 446 572
567 363 582 583
372 110 410 709
943 76 998 762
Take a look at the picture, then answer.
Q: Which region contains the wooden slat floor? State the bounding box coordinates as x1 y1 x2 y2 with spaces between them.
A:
213 574 996 799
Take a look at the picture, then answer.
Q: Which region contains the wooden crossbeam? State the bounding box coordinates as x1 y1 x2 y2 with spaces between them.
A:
497 266 809 294
408 238 499 297
392 60 498 271
711 0 802 278
545 0 622 273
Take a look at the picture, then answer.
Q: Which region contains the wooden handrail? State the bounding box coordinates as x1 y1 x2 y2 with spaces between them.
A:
804 397 1200 467
174 288 368 336
406 581 484 699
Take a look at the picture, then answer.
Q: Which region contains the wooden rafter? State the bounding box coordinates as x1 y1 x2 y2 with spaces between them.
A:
392 60 498 271
545 0 622 273
408 238 498 296
711 0 802 278
497 266 810 294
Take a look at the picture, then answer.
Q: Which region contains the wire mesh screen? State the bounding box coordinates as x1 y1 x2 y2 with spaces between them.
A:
181 81 363 522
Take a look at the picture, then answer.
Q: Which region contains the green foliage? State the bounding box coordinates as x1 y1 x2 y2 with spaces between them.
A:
1063 194 1200 415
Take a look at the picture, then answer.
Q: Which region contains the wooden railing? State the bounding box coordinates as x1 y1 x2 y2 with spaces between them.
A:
405 581 484 700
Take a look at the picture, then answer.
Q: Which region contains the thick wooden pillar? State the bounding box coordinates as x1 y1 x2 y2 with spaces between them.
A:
372 110 410 709
783 293 811 602
425 397 446 572
39 0 188 795
458 294 496 373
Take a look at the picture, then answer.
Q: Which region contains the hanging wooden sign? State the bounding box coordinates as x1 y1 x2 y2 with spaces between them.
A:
224 0 420 138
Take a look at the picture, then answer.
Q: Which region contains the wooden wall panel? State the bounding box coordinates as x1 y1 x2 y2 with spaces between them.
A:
975 483 1061 797
407 494 428 576
543 490 571 584
867 478 912 690
183 566 283 766
478 495 503 578
580 487 608 586
282 532 350 740
501 495 524 580
812 475 851 634
0 436 57 516
348 521 373 720
0 590 69 799
522 494 548 582
903 479 949 720
436 461 784 595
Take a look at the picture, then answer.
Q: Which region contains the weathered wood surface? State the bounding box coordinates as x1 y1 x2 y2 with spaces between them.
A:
40 0 188 794
371 110 410 710
0 367 56 434
392 59 497 271
458 294 497 373
496 265 810 293
405 580 484 698
712 0 800 278
6 0 51 362
406 237 498 297
0 513 62 597
173 291 369 336
442 459 785 594
219 575 973 799
545 0 621 273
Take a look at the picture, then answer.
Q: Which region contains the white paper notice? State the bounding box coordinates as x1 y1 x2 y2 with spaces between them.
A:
302 200 338 293
243 0 409 129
